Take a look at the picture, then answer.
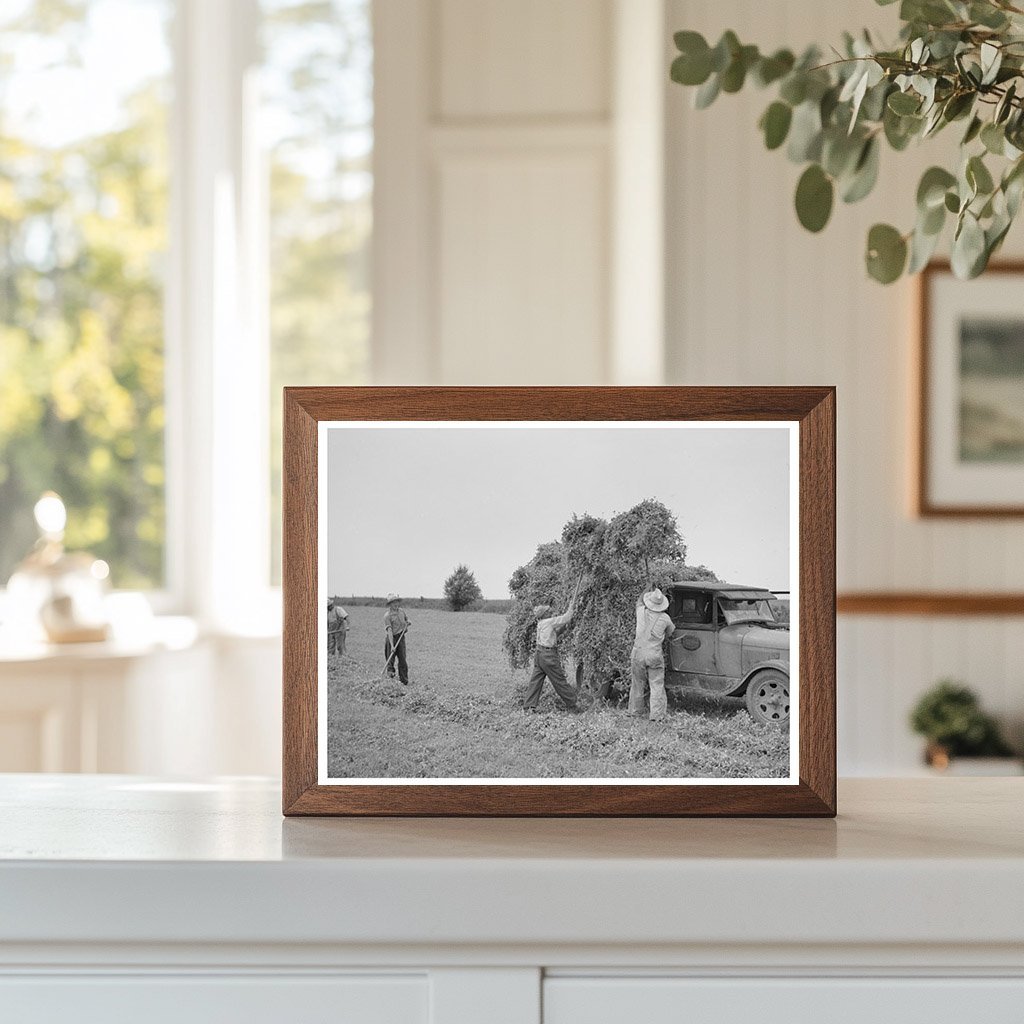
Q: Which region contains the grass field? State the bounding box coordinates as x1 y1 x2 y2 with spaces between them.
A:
326 606 790 780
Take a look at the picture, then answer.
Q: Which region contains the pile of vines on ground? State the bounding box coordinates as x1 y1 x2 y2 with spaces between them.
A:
501 499 717 694
336 665 789 779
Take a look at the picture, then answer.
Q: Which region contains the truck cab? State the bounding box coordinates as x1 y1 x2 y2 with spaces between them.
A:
664 582 790 725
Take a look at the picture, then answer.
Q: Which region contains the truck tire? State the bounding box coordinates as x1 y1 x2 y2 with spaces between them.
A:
744 669 790 726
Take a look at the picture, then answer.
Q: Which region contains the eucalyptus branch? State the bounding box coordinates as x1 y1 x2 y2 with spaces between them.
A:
670 0 1024 283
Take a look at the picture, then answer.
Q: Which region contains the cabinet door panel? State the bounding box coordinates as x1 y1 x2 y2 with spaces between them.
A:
0 975 427 1024
545 977 1024 1024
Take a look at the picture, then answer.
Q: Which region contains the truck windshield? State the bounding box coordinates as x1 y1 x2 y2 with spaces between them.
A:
718 597 776 625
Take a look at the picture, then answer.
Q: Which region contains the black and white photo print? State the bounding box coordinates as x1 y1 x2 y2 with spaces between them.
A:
317 422 797 785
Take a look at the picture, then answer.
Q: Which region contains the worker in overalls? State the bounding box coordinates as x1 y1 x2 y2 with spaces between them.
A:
327 599 349 659
629 589 675 721
383 593 411 685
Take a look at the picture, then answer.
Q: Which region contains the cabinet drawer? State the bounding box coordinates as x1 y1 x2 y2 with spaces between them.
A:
0 974 427 1024
545 977 1024 1024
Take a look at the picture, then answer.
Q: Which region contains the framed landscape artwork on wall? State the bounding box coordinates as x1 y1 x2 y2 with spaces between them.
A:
918 262 1024 517
282 387 836 817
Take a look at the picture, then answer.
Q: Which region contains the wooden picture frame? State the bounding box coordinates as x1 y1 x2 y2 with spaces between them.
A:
917 260 1024 517
283 387 836 816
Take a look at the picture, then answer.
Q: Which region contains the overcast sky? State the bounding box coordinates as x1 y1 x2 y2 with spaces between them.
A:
326 425 792 599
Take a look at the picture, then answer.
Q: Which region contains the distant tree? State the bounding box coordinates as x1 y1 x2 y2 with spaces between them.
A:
444 564 482 612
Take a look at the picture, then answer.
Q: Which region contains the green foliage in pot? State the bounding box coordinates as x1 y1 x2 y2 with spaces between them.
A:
909 679 1015 756
670 0 1024 283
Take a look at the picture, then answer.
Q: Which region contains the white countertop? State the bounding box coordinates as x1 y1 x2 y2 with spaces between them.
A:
1 775 1022 952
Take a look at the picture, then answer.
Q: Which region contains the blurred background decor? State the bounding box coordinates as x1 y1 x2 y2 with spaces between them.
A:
910 678 1021 773
4 492 110 645
917 261 1024 515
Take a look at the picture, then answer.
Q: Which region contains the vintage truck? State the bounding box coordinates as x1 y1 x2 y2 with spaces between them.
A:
663 581 790 726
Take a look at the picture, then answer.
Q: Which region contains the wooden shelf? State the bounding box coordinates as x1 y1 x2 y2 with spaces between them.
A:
838 592 1024 616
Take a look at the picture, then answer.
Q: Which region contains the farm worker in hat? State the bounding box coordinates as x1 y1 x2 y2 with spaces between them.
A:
384 593 411 685
522 579 581 712
629 589 676 721
327 599 349 659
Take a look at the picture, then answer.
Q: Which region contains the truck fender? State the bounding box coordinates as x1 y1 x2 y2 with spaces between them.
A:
726 660 790 698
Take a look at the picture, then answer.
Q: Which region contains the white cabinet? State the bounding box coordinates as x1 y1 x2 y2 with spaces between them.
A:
545 977 1024 1024
1 777 1023 1024
1 975 428 1024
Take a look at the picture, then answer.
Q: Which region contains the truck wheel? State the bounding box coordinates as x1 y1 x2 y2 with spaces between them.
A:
745 670 790 725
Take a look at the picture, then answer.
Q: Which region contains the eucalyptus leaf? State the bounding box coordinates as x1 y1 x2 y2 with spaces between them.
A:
787 101 823 162
922 104 945 137
942 92 974 122
866 223 908 283
980 42 1002 86
671 51 712 87
860 79 892 122
760 101 793 150
888 90 921 115
820 85 841 126
721 44 759 92
917 166 957 210
996 83 1017 125
970 2 1009 30
920 200 946 235
951 212 986 278
967 154 995 195
754 49 795 87
884 106 922 150
908 222 942 273
1002 158 1024 217
710 31 740 73
842 137 880 203
1006 172 1024 218
795 164 834 232
822 129 863 178
779 74 807 106
981 121 1006 155
694 73 721 109
914 75 937 111
927 30 962 60
962 115 983 145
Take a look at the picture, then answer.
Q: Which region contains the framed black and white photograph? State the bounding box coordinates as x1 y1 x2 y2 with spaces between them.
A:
283 387 835 816
918 262 1024 517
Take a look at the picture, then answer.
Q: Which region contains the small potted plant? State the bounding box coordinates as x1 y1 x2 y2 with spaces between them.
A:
910 680 1020 774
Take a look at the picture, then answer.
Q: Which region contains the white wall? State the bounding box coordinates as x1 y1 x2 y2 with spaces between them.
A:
665 0 1024 771
373 0 644 386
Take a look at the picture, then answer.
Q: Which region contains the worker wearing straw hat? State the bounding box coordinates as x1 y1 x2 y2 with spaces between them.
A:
522 578 582 713
629 588 675 721
383 594 411 685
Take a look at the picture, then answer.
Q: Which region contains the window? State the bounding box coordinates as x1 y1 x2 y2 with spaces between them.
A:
0 0 172 589
674 595 712 625
718 597 778 626
0 0 374 616
262 0 372 581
